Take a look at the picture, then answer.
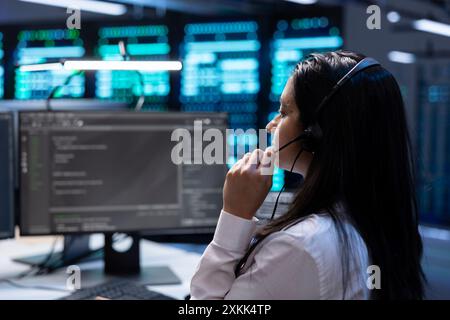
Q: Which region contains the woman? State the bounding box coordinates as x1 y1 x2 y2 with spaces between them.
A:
190 50 425 300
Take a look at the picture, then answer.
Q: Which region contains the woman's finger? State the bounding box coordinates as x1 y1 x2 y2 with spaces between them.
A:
242 152 252 164
230 152 250 173
247 149 264 169
259 148 275 175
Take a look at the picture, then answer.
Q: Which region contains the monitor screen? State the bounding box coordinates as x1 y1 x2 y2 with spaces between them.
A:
19 111 228 235
180 21 260 176
0 99 129 190
0 31 4 99
14 28 86 99
0 112 15 239
268 16 343 191
180 20 260 123
416 59 450 227
95 24 171 111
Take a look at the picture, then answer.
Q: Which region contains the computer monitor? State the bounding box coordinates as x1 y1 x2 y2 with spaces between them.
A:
14 28 86 100
3 100 138 270
0 112 15 239
0 100 129 190
0 99 129 111
19 110 228 280
0 30 4 99
95 24 171 111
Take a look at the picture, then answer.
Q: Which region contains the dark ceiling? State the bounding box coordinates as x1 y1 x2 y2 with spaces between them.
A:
0 0 448 26
0 0 282 25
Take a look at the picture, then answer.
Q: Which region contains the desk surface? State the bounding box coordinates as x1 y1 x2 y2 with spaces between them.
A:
0 235 203 300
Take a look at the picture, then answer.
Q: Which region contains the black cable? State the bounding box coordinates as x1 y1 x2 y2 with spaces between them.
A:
45 70 84 111
118 40 146 111
234 147 305 276
270 184 286 221
1 233 128 284
39 233 128 274
269 148 304 220
37 236 79 274
14 236 61 279
44 247 103 274
134 70 146 111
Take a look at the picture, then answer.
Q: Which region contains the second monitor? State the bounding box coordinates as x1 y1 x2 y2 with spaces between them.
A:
19 111 228 236
0 112 14 239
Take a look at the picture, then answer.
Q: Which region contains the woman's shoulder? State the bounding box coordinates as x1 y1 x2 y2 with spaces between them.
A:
255 213 338 263
279 202 360 243
256 209 369 299
281 213 336 242
254 213 343 289
274 211 366 261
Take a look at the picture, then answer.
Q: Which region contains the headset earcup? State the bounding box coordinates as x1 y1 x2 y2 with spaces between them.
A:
301 124 322 152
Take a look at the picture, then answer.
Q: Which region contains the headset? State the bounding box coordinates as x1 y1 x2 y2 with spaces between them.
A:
276 57 381 154
234 57 381 277
269 57 381 219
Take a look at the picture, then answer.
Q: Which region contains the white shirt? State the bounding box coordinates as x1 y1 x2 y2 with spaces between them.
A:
190 206 370 300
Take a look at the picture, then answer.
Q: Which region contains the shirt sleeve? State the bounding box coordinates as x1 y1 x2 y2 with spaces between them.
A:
190 210 321 300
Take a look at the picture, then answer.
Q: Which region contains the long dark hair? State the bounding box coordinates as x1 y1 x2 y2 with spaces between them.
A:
239 50 425 299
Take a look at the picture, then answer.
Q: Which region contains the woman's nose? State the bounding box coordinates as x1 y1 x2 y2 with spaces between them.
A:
266 116 279 133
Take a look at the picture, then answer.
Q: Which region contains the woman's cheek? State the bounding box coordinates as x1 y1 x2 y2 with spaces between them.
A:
271 126 280 151
271 125 284 169
271 132 280 168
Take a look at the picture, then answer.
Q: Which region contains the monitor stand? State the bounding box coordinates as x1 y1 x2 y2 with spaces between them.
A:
99 233 181 285
13 233 181 286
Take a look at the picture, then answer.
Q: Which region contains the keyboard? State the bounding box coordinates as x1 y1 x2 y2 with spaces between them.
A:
60 279 176 300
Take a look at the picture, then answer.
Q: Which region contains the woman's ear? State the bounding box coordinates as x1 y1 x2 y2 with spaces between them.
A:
300 123 322 153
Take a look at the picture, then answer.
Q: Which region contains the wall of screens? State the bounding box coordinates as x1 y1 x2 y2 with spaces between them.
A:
95 24 171 111
180 20 261 181
416 60 450 228
268 17 343 190
14 28 85 99
0 8 343 192
0 7 449 230
0 32 4 99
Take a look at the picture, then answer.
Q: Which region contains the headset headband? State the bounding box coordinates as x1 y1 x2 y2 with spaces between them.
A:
315 57 381 116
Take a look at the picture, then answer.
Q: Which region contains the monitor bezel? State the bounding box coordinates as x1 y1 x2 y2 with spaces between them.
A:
17 109 228 236
0 111 16 239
